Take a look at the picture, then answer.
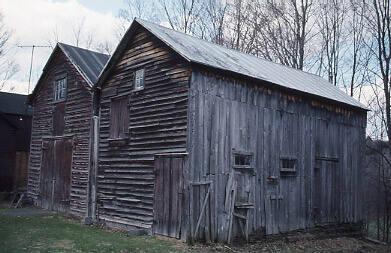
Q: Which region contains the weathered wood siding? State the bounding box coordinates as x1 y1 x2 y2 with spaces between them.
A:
27 49 93 217
97 27 191 229
187 68 367 241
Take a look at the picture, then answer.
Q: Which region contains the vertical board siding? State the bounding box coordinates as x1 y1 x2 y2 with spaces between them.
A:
97 28 191 229
27 49 93 217
187 69 367 241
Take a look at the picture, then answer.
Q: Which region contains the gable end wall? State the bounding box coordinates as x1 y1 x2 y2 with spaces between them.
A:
27 49 93 217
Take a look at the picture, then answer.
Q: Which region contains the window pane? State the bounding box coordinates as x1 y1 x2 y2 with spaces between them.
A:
134 69 145 90
54 77 67 101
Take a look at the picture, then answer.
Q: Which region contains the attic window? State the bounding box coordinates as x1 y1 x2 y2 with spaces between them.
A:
134 69 145 91
280 158 297 176
54 77 67 101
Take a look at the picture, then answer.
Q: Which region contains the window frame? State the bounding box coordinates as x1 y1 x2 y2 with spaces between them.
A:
53 74 67 102
109 95 130 140
232 150 254 170
133 68 145 91
280 156 297 176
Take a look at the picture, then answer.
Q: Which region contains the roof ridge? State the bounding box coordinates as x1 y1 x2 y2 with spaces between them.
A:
57 42 109 57
102 18 365 110
135 18 326 81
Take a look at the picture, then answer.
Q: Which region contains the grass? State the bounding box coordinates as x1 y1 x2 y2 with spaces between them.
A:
0 214 181 253
0 209 389 253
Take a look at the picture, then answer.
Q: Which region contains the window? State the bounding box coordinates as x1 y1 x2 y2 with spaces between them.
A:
134 69 145 90
54 77 67 101
110 96 129 139
233 151 253 169
280 158 297 176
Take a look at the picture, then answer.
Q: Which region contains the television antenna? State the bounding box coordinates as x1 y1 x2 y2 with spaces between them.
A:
18 45 51 94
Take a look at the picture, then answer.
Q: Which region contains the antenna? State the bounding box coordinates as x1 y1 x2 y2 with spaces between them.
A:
18 45 51 94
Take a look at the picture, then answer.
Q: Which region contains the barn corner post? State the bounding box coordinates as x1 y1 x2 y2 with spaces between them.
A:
85 114 99 224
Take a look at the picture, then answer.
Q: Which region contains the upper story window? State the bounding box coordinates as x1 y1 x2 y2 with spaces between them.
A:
54 77 67 101
109 96 129 139
134 69 145 91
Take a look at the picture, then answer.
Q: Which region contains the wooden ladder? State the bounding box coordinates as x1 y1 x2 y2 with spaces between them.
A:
9 191 25 209
226 178 254 243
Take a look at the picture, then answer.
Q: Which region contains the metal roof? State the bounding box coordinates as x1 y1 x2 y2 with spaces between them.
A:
132 19 365 110
29 43 109 102
58 43 110 86
0 91 32 116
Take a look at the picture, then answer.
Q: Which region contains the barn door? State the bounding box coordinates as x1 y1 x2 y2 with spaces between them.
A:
153 154 185 238
40 140 55 210
40 138 72 212
313 159 339 224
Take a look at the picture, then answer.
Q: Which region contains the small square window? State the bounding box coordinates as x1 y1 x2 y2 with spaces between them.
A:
134 69 145 91
54 77 67 101
280 158 297 176
233 152 253 169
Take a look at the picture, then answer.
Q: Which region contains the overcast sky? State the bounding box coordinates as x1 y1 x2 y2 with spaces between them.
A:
0 0 129 94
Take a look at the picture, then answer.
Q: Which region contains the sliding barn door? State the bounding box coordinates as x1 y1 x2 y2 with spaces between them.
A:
40 138 72 212
153 154 185 238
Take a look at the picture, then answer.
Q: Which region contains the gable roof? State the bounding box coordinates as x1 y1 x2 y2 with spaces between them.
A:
58 43 110 85
29 43 109 101
98 18 366 110
0 92 32 116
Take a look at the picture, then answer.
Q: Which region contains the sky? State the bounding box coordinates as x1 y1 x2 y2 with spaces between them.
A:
0 0 128 94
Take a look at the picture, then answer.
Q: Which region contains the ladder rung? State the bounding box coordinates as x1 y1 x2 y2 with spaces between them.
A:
233 212 247 220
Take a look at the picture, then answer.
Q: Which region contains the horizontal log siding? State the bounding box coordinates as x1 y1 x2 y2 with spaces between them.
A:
187 69 367 241
97 28 191 229
27 49 93 217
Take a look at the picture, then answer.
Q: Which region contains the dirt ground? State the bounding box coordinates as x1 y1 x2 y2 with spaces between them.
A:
188 236 390 253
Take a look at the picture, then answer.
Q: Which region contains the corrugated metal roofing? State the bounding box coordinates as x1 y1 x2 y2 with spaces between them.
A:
134 19 366 110
0 91 32 116
30 43 110 101
58 43 110 86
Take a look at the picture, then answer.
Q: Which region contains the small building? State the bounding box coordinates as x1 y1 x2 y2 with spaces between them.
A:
0 92 32 194
27 43 109 217
95 19 367 242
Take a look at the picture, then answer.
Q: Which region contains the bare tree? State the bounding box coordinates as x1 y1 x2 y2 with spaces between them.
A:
0 12 19 91
72 17 85 47
72 17 94 49
117 0 159 39
315 0 346 86
366 0 391 143
363 0 391 242
95 41 114 55
252 0 314 70
345 0 368 97
159 0 203 34
198 0 228 44
224 0 255 53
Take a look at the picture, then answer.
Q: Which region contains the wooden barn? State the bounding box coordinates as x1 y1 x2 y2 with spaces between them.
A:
94 19 367 242
27 43 109 217
0 92 32 194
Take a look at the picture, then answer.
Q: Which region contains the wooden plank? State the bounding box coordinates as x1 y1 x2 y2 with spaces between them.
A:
194 185 210 236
